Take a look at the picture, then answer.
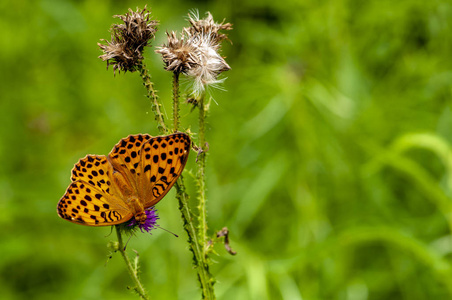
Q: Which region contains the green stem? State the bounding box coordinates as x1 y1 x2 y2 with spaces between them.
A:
115 226 150 300
175 177 215 299
197 95 207 249
196 94 215 299
171 78 214 298
172 72 180 131
136 62 168 134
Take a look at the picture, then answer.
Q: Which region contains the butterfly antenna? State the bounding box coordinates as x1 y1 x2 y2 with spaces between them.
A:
157 225 179 237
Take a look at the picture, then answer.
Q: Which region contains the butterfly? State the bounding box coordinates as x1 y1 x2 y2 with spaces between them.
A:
57 133 190 226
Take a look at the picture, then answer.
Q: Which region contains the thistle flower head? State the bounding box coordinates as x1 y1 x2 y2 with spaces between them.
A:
98 6 159 74
128 207 160 234
156 11 232 97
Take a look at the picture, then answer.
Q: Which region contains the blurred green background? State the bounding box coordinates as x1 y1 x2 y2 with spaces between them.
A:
2 0 452 299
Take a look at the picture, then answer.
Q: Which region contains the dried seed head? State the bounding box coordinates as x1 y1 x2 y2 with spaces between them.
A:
156 31 199 74
156 11 232 97
185 33 231 97
186 11 232 44
98 6 159 74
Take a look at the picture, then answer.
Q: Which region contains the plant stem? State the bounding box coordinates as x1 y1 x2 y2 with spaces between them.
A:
115 226 150 300
197 95 207 250
172 72 180 131
175 178 215 299
196 94 215 299
136 62 168 134
171 78 215 298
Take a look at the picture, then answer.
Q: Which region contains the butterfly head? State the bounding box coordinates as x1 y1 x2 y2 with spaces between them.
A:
128 207 160 233
134 211 147 225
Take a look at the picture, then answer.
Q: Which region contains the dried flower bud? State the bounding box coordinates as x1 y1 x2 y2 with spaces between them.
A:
98 6 159 74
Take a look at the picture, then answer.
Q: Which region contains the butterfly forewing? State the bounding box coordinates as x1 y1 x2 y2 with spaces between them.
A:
70 155 114 195
139 133 191 207
108 134 152 194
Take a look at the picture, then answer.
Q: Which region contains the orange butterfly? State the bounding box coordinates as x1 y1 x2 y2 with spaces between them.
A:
57 133 190 226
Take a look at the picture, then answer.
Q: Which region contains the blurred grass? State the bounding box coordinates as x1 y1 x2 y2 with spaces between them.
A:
2 0 452 299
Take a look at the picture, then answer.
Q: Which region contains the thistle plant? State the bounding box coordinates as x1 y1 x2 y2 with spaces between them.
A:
98 7 159 74
97 6 234 300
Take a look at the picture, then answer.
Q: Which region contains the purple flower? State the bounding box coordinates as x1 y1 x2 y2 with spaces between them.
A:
128 207 160 233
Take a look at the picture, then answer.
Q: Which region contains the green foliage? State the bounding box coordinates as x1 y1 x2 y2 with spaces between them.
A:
1 0 452 299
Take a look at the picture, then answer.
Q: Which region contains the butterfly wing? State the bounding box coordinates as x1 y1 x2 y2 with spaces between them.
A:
58 133 190 226
57 155 133 226
108 134 152 195
138 132 191 207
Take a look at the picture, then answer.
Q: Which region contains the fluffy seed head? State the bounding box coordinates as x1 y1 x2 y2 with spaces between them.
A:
185 33 231 97
156 11 232 97
186 11 232 44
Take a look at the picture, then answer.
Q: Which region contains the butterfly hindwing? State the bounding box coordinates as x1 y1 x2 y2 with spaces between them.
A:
139 132 191 207
59 154 133 226
57 181 133 226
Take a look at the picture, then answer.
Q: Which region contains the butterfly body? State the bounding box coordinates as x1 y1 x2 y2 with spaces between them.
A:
57 133 190 226
128 196 146 224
